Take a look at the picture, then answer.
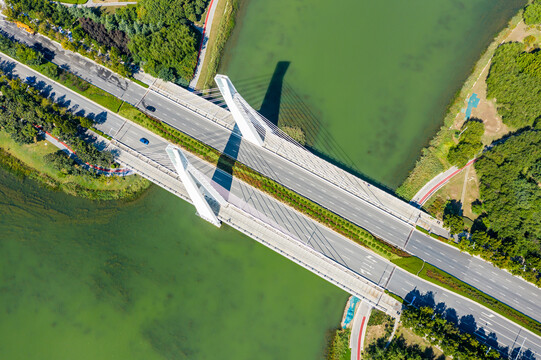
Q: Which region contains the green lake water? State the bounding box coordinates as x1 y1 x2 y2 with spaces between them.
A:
221 0 526 188
0 0 527 359
0 169 345 359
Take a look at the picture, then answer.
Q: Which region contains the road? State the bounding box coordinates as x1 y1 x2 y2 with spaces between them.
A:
0 26 540 358
189 0 220 89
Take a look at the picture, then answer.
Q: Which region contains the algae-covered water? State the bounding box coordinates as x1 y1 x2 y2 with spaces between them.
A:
221 0 526 188
0 169 346 359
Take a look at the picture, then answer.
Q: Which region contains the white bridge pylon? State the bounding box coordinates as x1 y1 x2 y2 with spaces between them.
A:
166 145 226 227
215 74 267 147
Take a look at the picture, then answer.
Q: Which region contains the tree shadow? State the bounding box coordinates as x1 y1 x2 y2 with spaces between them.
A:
31 42 55 61
403 289 537 360
0 59 17 75
56 94 71 108
94 111 108 125
444 199 463 217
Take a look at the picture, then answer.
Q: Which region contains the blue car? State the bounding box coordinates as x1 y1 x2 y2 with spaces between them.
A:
140 137 149 145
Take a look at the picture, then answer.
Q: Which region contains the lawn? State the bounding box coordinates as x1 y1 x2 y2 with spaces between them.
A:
0 131 150 199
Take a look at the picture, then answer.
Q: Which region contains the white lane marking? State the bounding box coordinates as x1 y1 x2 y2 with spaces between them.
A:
359 268 372 276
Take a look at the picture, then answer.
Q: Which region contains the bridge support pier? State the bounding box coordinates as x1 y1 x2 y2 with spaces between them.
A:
166 145 226 227
215 74 266 146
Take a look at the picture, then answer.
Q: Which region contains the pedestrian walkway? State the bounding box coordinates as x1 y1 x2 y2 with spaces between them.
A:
411 158 475 207
189 0 220 89
350 300 373 360
37 125 134 176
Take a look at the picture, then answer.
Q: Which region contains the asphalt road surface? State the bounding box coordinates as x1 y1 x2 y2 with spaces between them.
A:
0 25 540 358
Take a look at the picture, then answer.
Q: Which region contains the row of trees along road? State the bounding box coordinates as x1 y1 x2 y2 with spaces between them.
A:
5 0 209 84
364 306 502 360
0 69 114 170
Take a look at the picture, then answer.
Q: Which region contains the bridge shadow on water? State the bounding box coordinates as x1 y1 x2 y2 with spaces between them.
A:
403 289 537 360
230 61 401 198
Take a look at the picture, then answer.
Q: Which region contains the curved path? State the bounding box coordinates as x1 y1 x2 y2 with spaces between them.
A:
37 125 134 176
411 158 476 207
189 0 220 89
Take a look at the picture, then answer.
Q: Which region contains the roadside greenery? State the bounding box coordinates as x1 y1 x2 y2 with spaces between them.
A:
442 201 465 235
0 131 150 200
524 0 541 25
197 0 239 89
0 32 123 112
486 42 541 128
463 129 541 286
392 256 541 336
446 120 484 167
399 306 501 359
0 75 114 167
5 0 208 84
326 328 351 360
365 336 447 360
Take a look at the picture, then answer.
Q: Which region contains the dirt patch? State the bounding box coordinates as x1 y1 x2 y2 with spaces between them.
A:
424 170 466 216
398 326 450 360
364 324 387 350
506 21 541 43
461 166 480 220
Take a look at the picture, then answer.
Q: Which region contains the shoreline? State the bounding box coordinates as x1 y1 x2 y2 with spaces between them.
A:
0 132 150 201
396 10 525 201
195 0 240 90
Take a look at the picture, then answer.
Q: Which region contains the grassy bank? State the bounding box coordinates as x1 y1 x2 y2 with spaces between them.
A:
326 328 351 360
196 0 239 90
396 11 525 200
392 256 541 337
0 131 150 200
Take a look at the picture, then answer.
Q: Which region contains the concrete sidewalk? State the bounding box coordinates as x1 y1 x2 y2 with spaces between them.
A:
411 158 475 207
189 0 221 89
350 300 373 360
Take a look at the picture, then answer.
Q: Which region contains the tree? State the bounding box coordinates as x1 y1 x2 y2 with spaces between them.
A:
41 62 58 79
524 0 541 25
21 123 38 143
471 200 483 215
486 42 541 128
447 120 484 167
79 116 94 129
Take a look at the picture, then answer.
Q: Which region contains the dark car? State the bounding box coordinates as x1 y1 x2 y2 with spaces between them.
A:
25 76 36 84
140 137 149 145
146 105 156 112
